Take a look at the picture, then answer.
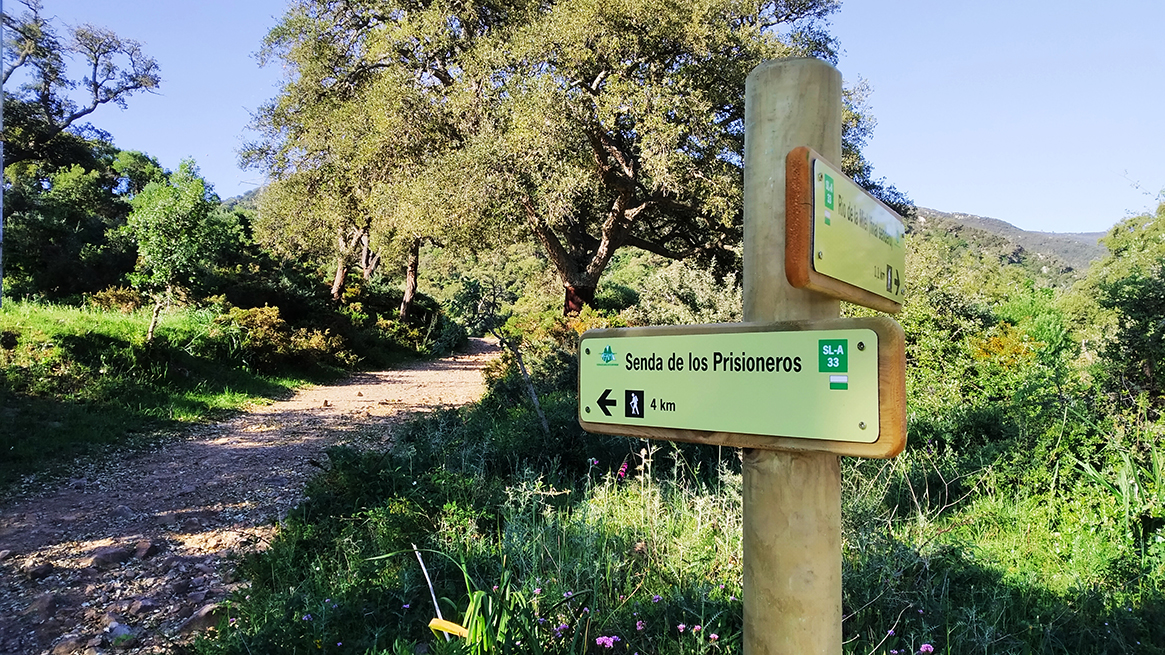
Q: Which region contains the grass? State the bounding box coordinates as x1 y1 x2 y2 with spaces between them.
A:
0 300 339 488
190 382 1165 655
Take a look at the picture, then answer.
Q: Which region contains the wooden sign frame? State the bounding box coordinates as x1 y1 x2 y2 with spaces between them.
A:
786 146 905 314
578 316 907 459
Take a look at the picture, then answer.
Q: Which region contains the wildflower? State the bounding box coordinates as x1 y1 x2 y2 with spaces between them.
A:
919 645 934 654
709 633 719 642
564 591 573 598
891 651 899 655
652 595 662 603
918 609 924 614
693 625 701 633
595 636 621 648
303 614 312 621
538 618 546 624
678 623 686 633
589 458 599 466
337 643 342 647
534 588 542 595
618 462 628 478
637 620 646 631
729 595 737 601
887 629 895 636
402 604 410 609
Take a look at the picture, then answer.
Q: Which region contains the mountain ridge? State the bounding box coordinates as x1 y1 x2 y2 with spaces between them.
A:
913 207 1108 279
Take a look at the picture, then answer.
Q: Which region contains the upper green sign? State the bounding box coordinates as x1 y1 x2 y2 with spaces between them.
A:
811 157 907 303
579 325 881 444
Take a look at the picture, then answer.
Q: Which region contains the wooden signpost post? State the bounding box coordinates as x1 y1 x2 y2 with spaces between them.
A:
578 58 908 653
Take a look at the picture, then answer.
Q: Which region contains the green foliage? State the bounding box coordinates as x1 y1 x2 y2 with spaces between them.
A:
620 259 742 327
123 158 223 295
1 141 139 298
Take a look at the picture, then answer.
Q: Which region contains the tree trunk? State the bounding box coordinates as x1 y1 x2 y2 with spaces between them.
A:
399 236 421 321
360 231 381 280
146 299 163 343
330 257 349 301
564 285 596 316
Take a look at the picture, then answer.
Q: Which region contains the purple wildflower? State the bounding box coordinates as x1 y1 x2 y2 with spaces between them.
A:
637 620 646 631
652 594 662 603
402 603 410 609
618 462 628 478
595 636 621 648
887 629 895 636
564 591 573 598
534 588 542 595
920 645 935 654
302 614 312 621
678 623 686 633
709 633 719 642
693 625 701 633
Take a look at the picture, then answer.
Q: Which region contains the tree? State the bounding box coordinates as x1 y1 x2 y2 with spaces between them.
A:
454 0 843 313
246 0 518 311
123 159 221 341
1089 201 1165 405
2 0 161 167
252 0 909 315
2 134 161 298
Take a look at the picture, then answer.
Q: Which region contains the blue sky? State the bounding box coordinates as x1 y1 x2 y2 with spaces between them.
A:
12 0 1165 234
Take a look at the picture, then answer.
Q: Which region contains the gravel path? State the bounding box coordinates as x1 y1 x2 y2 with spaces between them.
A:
0 338 500 655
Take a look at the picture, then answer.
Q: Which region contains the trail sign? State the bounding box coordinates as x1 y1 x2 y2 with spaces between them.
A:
786 146 907 313
578 316 906 459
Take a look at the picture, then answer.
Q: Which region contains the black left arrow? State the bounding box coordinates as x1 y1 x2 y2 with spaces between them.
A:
597 389 617 416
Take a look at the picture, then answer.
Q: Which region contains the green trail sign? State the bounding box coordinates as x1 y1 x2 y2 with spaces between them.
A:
578 317 906 459
786 147 907 314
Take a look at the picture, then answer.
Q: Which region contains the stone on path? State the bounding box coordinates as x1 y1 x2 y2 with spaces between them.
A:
179 603 223 634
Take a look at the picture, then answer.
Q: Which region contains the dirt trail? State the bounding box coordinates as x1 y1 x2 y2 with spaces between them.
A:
0 338 500 655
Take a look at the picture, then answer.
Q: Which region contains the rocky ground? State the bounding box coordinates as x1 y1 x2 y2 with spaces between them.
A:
0 339 499 655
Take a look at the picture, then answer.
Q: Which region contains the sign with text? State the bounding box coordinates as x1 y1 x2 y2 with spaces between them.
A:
578 317 906 458
786 147 907 313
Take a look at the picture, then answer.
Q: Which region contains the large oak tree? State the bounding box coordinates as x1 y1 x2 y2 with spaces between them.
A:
251 0 907 314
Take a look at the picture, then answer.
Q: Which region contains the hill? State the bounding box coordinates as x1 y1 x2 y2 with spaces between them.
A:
913 207 1108 284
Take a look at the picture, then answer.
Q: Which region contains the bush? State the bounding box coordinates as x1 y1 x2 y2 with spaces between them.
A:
210 305 350 371
87 286 145 314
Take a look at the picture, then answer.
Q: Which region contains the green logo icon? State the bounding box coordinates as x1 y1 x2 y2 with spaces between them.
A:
824 174 835 210
819 339 848 390
598 345 618 366
819 339 847 372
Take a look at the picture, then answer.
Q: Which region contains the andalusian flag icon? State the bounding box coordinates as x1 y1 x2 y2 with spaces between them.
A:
829 375 848 390
823 173 835 225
